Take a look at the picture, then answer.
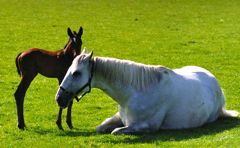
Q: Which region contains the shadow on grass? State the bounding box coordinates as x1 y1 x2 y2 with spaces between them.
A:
104 117 240 144
56 132 97 137
56 130 97 137
31 117 240 143
32 126 97 137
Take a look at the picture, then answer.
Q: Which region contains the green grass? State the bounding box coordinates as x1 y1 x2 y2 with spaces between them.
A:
1 0 240 147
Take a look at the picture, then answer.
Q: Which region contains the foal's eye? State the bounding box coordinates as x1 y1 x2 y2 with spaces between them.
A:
72 71 81 77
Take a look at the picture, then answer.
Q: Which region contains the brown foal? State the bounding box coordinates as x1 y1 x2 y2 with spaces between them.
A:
14 27 83 130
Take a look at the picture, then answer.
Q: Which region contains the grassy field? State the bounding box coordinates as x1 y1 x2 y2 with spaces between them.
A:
1 0 240 147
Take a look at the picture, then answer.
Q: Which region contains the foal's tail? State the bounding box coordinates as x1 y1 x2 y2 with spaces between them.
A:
15 53 22 76
220 108 239 118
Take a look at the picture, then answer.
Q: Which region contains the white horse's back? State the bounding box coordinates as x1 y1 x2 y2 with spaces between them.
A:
160 66 226 129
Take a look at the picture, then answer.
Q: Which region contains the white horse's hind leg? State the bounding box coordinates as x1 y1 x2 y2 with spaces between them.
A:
96 112 123 133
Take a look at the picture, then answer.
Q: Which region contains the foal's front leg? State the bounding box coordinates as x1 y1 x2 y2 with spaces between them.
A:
56 108 63 130
56 78 73 130
56 101 73 130
96 112 123 133
56 78 66 129
66 100 73 129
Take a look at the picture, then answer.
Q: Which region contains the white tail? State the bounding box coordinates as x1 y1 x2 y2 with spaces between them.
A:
220 108 239 118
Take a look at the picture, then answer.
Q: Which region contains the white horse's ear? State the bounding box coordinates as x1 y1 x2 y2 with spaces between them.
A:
81 47 88 55
85 50 93 62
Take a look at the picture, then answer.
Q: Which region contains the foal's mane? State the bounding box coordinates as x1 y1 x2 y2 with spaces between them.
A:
63 38 71 50
94 57 168 90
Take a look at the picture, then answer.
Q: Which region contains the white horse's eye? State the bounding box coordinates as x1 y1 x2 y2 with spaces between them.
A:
72 71 81 78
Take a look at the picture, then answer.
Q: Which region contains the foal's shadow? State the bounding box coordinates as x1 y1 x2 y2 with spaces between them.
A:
56 128 97 137
32 127 97 137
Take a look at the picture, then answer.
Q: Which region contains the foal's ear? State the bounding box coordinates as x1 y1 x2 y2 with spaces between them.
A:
78 26 83 37
67 27 74 38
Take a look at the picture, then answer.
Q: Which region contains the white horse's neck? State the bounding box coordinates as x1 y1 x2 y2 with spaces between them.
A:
91 57 166 106
91 57 131 105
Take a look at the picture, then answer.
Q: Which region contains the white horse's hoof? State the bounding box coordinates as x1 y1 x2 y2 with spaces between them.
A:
96 125 105 133
111 129 121 135
111 127 127 135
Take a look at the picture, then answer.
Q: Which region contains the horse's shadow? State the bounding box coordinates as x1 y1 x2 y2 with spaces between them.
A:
111 117 240 144
32 117 240 143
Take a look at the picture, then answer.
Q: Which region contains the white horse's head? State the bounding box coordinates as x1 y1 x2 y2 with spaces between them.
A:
56 48 94 108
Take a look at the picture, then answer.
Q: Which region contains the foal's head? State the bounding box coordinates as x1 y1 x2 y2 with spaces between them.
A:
64 27 83 58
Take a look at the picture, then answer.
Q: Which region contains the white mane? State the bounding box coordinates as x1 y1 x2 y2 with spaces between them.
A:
94 57 168 90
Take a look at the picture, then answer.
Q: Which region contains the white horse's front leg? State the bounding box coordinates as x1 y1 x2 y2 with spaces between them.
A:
111 122 152 135
96 112 123 133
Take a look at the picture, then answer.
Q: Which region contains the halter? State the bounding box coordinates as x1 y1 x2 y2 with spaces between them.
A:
60 59 95 102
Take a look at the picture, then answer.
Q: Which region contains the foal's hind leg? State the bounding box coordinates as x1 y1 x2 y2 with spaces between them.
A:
56 78 64 130
96 112 123 133
66 101 73 129
14 74 36 129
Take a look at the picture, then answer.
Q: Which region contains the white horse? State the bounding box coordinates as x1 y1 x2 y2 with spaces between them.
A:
56 48 238 134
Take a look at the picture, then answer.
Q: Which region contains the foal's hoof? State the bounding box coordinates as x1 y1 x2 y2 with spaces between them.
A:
56 122 64 130
66 121 73 129
18 124 25 130
68 125 73 129
57 124 64 130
